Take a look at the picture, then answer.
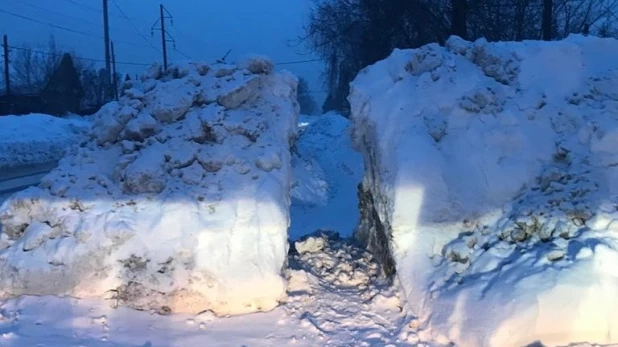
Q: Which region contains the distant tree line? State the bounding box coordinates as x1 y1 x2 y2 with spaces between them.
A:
305 0 618 114
2 36 121 109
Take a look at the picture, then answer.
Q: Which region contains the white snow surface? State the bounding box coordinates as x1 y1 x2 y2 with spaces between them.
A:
349 35 618 346
0 59 299 317
290 113 364 239
0 113 89 169
0 235 418 347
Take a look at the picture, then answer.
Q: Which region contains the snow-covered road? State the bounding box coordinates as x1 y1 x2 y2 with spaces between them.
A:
0 162 57 203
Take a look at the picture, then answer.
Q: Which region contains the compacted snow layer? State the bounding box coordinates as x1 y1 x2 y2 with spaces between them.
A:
0 58 299 316
349 35 618 346
290 113 364 239
0 234 417 347
0 113 89 170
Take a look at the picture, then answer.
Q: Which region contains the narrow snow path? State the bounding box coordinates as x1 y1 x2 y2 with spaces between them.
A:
284 234 420 346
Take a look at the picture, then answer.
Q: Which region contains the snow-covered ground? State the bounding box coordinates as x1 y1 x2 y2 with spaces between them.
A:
0 113 89 170
290 112 364 240
349 35 618 346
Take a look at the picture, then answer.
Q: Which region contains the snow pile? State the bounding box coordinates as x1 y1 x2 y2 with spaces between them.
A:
0 58 299 316
0 113 89 169
349 35 618 346
290 113 364 239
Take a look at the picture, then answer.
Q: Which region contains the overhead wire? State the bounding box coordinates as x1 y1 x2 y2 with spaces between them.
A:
276 58 322 65
62 0 122 18
1 6 325 69
8 45 150 67
18 1 100 27
0 9 155 50
110 0 162 53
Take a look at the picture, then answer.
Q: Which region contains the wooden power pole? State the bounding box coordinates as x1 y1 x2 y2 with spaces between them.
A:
159 4 168 70
542 0 553 41
111 41 118 100
102 0 112 100
152 4 175 71
2 34 10 95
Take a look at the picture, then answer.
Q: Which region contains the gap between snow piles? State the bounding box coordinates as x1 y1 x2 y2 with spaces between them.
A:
0 54 409 344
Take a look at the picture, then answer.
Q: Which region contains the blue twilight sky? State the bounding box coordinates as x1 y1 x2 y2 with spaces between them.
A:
0 0 326 102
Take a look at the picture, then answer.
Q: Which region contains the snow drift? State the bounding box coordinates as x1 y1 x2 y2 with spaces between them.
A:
0 113 89 170
0 58 299 316
349 35 618 346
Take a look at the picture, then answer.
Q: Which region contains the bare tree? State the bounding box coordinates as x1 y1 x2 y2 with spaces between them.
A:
304 0 618 113
11 36 61 94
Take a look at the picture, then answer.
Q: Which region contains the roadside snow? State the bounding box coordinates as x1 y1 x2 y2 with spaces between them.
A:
0 113 89 170
349 35 618 346
290 113 364 239
0 58 299 317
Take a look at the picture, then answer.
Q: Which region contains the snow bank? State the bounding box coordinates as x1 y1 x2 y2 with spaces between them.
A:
290 113 363 239
0 58 299 316
349 35 618 346
0 114 89 169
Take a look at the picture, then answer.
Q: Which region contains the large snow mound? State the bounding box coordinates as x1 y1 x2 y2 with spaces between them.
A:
0 114 89 169
290 113 363 239
349 35 618 347
0 59 299 316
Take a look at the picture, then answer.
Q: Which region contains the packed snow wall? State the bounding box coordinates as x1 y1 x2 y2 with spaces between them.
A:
0 58 299 316
349 35 618 346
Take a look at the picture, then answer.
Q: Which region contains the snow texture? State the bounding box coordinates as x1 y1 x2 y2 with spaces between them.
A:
349 35 618 346
0 113 89 169
290 113 364 239
0 58 299 317
0 234 417 347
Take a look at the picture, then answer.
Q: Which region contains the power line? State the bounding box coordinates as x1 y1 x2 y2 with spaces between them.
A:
62 0 121 18
174 48 192 60
9 45 150 67
0 9 99 38
0 8 155 50
276 58 323 65
111 0 161 53
18 1 99 27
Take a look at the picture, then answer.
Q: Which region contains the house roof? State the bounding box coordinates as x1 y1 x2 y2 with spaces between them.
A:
42 53 84 98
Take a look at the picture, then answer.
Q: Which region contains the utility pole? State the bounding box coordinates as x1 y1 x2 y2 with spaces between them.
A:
102 0 112 100
159 4 167 70
542 0 553 41
152 4 176 71
2 34 10 95
111 41 118 100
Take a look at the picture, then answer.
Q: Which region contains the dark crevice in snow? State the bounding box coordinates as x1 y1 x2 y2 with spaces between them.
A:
355 182 396 278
